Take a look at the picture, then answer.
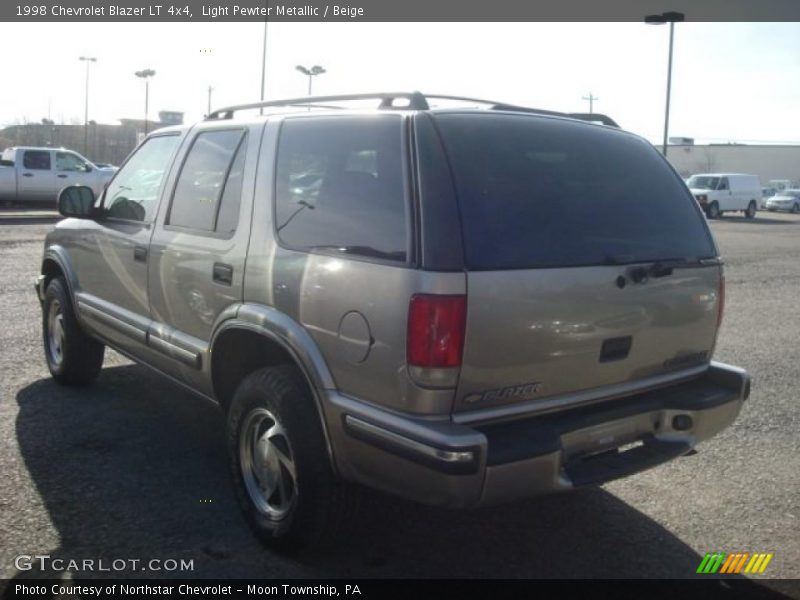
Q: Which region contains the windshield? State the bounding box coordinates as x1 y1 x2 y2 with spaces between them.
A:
687 176 720 190
433 114 716 270
779 189 800 198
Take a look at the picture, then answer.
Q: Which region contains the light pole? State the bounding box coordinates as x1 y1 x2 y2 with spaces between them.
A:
260 15 268 115
645 11 685 157
207 85 214 116
295 65 326 96
134 69 156 135
79 56 96 157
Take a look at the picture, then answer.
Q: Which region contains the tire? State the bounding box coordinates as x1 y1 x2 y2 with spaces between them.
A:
706 202 721 219
42 277 105 386
226 365 356 552
745 200 756 219
792 203 800 214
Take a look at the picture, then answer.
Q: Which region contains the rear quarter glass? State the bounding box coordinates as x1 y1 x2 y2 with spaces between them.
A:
431 113 717 270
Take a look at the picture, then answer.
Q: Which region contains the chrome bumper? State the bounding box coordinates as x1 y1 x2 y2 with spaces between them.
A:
324 362 750 508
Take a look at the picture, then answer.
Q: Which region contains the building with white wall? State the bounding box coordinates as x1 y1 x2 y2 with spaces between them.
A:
665 144 800 185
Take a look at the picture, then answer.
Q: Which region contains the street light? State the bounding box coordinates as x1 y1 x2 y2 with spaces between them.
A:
295 65 326 96
645 11 685 157
79 56 97 157
134 69 156 135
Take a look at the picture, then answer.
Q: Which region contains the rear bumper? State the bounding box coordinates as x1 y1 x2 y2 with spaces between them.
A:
323 362 750 507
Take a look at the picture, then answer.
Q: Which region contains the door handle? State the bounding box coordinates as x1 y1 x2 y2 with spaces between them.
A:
57 174 68 179
133 245 148 262
22 173 33 177
213 262 233 286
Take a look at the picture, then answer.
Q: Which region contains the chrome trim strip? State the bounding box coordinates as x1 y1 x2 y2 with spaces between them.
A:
453 364 710 426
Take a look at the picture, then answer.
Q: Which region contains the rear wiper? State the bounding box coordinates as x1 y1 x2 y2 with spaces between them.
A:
628 258 717 283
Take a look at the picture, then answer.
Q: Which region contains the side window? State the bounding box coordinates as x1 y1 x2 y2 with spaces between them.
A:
56 152 88 172
274 117 407 262
104 135 181 222
168 129 245 233
718 177 729 191
23 151 51 170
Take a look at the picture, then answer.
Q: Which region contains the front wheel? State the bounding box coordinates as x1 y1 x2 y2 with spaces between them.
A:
42 277 104 386
745 200 757 219
226 365 357 552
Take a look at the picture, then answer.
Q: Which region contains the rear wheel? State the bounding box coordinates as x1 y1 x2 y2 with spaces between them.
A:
226 365 356 552
42 277 104 386
706 202 721 219
745 200 756 219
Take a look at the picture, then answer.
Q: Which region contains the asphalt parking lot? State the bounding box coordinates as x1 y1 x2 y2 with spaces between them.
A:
0 213 797 592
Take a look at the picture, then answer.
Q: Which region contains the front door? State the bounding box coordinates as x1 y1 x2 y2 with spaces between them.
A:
70 134 184 359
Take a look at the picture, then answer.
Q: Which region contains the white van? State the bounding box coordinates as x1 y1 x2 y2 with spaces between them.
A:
686 173 762 219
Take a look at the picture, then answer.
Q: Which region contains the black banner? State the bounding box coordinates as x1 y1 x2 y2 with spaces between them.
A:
2 579 800 600
2 0 800 22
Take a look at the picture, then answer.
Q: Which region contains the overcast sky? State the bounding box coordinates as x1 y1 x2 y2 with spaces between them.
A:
1 21 798 144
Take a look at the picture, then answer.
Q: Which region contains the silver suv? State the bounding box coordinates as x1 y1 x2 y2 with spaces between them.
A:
35 92 750 551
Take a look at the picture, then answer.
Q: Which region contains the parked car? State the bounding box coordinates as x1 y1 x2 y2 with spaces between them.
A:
686 173 761 219
765 189 800 213
0 147 115 205
35 92 750 551
760 187 777 209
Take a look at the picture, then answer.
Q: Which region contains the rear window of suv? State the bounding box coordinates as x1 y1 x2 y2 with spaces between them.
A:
433 113 716 270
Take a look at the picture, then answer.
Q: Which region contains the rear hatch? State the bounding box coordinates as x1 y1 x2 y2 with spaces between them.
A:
431 113 722 414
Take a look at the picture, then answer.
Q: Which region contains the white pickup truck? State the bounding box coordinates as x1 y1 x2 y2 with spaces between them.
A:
0 146 116 205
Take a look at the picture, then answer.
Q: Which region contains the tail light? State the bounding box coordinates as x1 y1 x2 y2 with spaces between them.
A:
717 274 725 328
407 294 467 368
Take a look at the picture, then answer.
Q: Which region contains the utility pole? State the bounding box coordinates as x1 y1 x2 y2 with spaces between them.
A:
582 92 598 114
207 86 214 116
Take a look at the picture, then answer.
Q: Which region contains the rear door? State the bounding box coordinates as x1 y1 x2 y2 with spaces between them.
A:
146 123 256 395
17 149 55 201
430 113 723 414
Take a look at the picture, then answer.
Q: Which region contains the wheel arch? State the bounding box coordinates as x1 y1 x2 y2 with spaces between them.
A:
209 305 338 469
41 246 80 299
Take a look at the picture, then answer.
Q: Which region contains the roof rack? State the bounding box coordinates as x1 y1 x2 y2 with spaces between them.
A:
205 91 619 127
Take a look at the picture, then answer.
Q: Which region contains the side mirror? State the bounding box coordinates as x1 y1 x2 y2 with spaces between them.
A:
58 185 96 218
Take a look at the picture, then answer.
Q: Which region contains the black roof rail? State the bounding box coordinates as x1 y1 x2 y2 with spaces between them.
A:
206 91 430 120
205 91 620 128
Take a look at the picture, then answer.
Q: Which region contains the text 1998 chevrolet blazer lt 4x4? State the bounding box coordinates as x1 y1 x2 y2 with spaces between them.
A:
35 92 750 551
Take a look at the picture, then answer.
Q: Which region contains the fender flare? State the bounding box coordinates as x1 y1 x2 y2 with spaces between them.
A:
209 303 338 467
